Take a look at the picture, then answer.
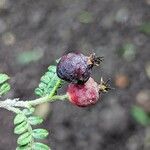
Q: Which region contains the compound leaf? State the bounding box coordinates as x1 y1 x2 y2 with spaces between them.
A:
35 65 62 97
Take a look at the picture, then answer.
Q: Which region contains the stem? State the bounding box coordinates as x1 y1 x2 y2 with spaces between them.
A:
2 106 22 114
28 94 69 106
0 94 69 113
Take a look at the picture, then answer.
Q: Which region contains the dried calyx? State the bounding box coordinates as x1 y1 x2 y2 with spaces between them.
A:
99 77 112 93
87 53 104 67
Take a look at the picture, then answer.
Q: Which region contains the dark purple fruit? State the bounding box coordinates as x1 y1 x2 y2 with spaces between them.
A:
57 52 103 84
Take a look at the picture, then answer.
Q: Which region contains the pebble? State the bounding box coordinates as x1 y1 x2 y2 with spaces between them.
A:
0 19 7 34
2 32 16 46
28 10 45 27
136 89 150 112
101 14 114 28
115 73 129 89
145 0 150 5
54 125 70 141
100 102 128 134
144 127 150 150
145 62 150 79
115 8 129 23
0 0 10 10
126 134 144 150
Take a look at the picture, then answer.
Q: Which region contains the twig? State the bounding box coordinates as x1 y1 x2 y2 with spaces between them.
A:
0 94 69 113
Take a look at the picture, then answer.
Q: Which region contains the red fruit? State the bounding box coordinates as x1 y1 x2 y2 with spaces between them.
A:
67 77 100 107
57 52 103 84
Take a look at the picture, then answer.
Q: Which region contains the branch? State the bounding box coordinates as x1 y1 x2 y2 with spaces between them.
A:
0 98 29 108
28 94 69 106
0 94 69 113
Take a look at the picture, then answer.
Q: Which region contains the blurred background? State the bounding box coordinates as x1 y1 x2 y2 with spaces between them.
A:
0 0 150 150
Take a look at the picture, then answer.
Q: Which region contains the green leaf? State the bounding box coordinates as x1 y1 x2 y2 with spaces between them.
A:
78 11 93 24
0 74 9 84
16 50 44 65
131 106 150 126
14 114 26 125
16 145 31 150
32 129 49 140
32 142 50 150
17 132 32 146
23 108 35 116
14 121 29 135
35 65 63 97
28 116 43 125
0 83 10 95
139 22 150 35
117 43 136 61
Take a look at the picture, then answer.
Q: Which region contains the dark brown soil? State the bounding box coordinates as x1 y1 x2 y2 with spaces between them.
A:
0 0 150 150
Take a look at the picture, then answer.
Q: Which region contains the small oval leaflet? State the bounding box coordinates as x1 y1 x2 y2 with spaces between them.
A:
14 114 26 125
0 74 10 84
33 142 50 150
32 129 49 140
17 132 32 146
14 121 29 135
28 116 43 125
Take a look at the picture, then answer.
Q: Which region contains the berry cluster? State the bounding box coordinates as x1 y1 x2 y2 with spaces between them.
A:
57 52 110 107
0 52 111 150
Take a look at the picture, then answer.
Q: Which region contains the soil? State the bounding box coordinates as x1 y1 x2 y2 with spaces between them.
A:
0 0 150 150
